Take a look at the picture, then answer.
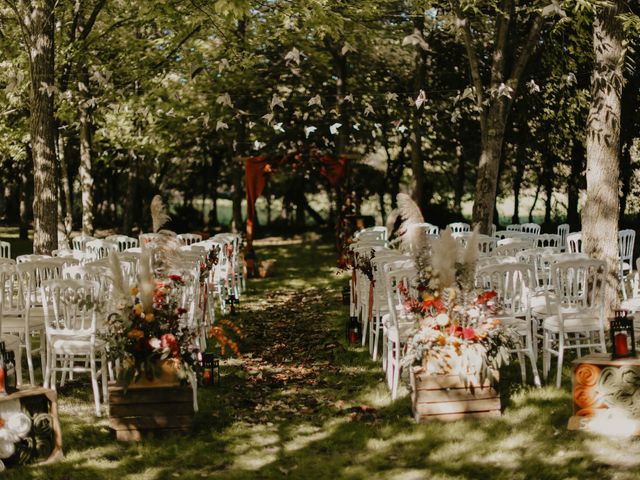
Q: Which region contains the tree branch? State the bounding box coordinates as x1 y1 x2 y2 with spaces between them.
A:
489 0 513 86
507 12 545 91
152 24 203 70
78 0 106 41
450 1 486 128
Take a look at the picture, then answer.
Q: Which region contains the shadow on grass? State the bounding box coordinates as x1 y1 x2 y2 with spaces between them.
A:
5 240 640 480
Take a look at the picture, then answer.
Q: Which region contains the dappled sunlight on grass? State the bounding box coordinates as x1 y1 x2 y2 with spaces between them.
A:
5 239 640 479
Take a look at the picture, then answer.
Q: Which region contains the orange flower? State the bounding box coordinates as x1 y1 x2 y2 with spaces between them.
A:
128 329 144 340
144 313 155 322
130 287 139 296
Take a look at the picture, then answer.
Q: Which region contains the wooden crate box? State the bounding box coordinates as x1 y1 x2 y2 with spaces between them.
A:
410 367 501 423
108 384 194 441
0 387 63 467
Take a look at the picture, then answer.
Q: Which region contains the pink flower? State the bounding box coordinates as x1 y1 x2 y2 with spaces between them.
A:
448 325 463 338
462 327 477 340
161 333 179 356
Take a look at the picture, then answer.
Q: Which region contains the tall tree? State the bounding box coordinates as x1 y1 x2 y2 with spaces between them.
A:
450 0 565 233
582 0 627 313
6 0 59 253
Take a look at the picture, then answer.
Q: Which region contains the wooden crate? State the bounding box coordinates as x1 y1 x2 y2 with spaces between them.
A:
568 353 640 435
108 384 194 441
410 367 501 423
0 387 63 466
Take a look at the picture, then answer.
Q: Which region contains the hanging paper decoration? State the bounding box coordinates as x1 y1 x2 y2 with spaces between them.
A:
270 94 284 110
329 123 342 135
215 93 233 108
284 47 302 65
308 95 322 107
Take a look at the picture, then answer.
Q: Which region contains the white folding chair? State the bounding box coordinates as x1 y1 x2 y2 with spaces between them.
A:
41 279 108 416
542 259 607 387
0 264 24 385
536 234 561 249
105 235 139 252
476 262 541 386
0 241 10 259
381 262 418 399
447 222 470 234
566 232 582 254
177 233 204 246
85 239 119 260
71 235 96 252
557 224 570 252
15 260 62 384
618 229 635 300
520 223 541 235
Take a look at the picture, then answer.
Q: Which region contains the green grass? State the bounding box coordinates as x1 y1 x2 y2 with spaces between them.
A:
4 238 640 479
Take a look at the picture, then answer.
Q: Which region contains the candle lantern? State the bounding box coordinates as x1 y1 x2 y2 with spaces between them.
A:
610 310 636 359
346 316 361 345
342 286 351 306
201 352 220 387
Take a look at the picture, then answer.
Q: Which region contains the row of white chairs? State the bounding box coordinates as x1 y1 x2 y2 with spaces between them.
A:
0 231 244 416
349 225 613 398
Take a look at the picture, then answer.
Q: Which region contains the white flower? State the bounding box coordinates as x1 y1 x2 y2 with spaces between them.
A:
148 337 161 349
436 313 450 327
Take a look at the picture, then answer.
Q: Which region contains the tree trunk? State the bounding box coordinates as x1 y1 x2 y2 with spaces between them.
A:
78 67 94 235
19 153 32 241
567 140 584 229
472 103 508 233
410 16 429 215
57 134 73 237
123 151 138 234
231 159 243 233
454 147 466 216
582 0 625 314
28 0 58 254
512 147 526 224
543 153 555 228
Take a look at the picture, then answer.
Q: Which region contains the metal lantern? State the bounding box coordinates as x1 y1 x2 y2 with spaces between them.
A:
346 316 361 345
610 310 636 359
201 352 220 387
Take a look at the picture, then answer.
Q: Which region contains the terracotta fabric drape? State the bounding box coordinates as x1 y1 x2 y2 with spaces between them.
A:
319 156 347 186
245 156 269 249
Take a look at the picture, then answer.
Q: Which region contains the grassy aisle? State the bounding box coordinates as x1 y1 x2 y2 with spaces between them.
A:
6 239 640 480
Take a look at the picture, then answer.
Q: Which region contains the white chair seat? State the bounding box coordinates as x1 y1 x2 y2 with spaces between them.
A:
621 297 640 313
386 321 414 343
542 312 601 332
51 338 106 356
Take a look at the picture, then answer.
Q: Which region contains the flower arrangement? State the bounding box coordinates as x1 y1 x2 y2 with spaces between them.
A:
394 194 513 385
104 267 199 388
103 196 204 388
199 245 220 284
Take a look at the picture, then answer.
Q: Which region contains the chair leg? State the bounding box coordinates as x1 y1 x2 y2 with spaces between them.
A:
101 351 108 400
556 335 565 388
542 331 550 381
517 351 526 383
25 335 35 386
372 313 380 361
15 347 23 387
391 340 401 400
89 352 101 417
